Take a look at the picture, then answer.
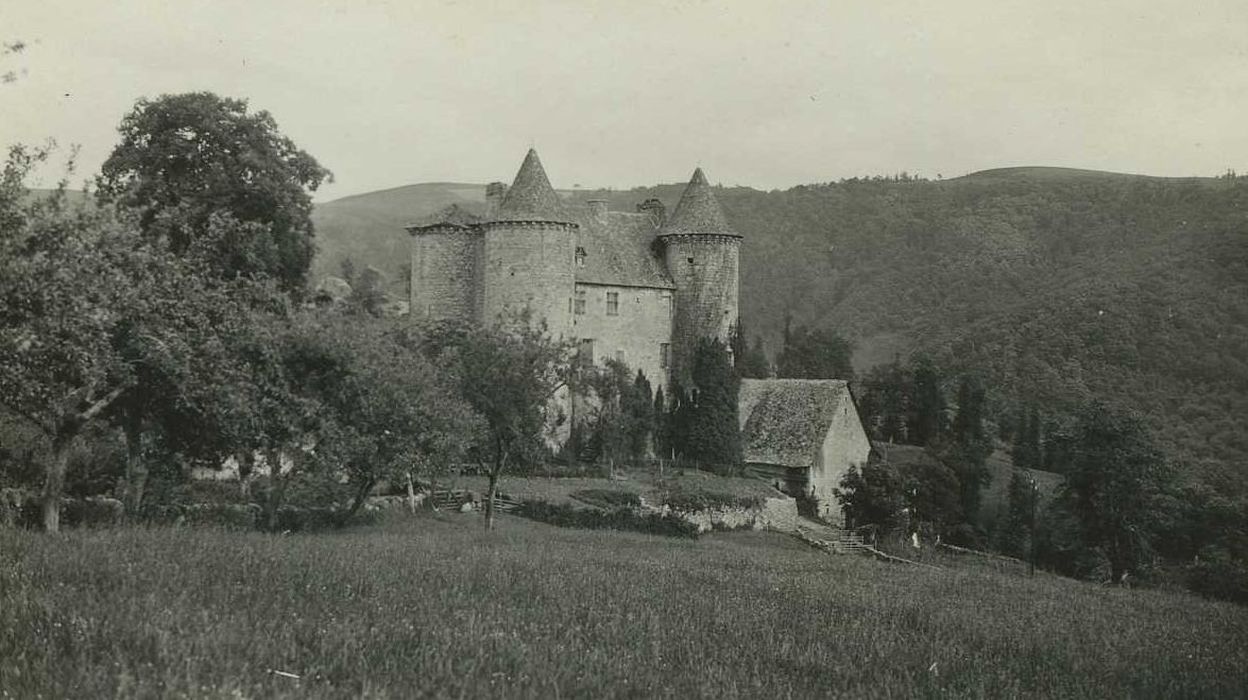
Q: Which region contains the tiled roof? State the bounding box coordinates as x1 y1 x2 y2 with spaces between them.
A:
572 210 674 289
495 149 571 222
660 167 738 237
406 203 485 230
738 379 851 468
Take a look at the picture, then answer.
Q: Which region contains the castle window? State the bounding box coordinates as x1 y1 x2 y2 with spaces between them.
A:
575 246 587 268
660 343 671 368
575 289 586 315
606 291 619 316
579 338 595 366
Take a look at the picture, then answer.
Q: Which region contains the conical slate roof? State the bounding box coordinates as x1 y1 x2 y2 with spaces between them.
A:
660 167 737 237
495 149 569 222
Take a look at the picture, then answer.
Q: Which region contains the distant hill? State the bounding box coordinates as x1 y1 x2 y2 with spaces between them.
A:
314 168 1248 488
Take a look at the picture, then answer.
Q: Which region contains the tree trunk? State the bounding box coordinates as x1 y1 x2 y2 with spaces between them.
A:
485 470 498 531
341 477 376 525
405 472 417 513
42 427 77 533
264 448 286 532
237 450 254 499
120 409 147 517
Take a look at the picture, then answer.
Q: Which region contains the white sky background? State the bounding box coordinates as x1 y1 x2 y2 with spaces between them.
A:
2 0 1247 201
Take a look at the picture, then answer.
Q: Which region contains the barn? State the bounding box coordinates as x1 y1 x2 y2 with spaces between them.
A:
738 379 872 525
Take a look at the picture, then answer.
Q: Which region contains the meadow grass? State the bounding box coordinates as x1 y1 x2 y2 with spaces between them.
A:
2 514 1246 699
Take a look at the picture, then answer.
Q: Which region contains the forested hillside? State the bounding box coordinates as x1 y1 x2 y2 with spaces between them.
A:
311 169 1248 488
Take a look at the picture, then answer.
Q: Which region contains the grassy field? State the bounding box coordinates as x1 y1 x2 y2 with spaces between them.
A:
2 515 1246 699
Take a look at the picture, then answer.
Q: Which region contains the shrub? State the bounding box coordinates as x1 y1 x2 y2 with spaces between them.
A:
570 489 642 509
515 501 699 538
1187 546 1248 605
660 487 762 513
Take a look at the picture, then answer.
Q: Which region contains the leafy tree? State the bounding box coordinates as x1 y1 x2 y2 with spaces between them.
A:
577 359 631 470
423 314 574 529
677 338 742 469
835 461 908 532
0 145 246 530
856 358 911 443
1055 401 1168 582
338 259 388 317
776 317 854 380
305 314 478 522
96 92 331 295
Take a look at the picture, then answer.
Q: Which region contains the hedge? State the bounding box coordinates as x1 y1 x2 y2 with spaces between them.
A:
515 501 699 538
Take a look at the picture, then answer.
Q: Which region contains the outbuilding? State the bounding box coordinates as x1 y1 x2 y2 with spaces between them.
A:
738 379 872 524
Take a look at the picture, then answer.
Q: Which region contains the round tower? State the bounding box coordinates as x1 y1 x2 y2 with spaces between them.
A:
660 167 742 382
480 149 578 340
406 204 483 322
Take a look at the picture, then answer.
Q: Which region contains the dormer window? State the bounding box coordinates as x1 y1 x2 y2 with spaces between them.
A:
575 247 587 268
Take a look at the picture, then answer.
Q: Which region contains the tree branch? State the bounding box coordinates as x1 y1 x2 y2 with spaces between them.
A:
79 383 130 422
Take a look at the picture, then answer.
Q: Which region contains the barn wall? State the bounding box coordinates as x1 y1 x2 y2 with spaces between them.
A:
810 393 873 525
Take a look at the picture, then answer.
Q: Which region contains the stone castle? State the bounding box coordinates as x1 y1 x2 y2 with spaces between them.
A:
405 149 741 392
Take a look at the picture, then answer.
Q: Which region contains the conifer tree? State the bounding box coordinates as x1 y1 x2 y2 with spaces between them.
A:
909 356 945 446
679 339 742 469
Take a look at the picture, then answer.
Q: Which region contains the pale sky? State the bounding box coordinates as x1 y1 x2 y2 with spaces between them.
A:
3 0 1247 201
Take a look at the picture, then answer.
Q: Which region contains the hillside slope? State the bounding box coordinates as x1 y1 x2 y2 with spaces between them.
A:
310 170 1248 486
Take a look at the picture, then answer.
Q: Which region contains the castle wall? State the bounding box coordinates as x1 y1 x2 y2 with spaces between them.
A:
571 283 674 393
409 228 480 322
662 234 740 382
480 221 577 340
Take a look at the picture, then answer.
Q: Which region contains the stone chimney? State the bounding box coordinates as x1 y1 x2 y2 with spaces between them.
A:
586 199 608 221
485 182 507 217
637 198 666 227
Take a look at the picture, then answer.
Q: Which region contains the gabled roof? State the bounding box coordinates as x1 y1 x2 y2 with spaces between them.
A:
660 167 738 237
738 379 852 468
495 148 570 222
572 210 674 289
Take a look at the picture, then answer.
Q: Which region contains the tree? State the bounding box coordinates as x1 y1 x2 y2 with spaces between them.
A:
625 370 655 462
96 92 331 295
996 469 1038 559
835 460 908 532
1012 407 1042 471
0 145 246 530
577 359 631 471
942 375 993 521
423 314 574 530
856 358 911 443
730 320 770 378
776 320 854 380
305 314 478 522
1055 401 1167 582
908 355 945 446
677 338 742 469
